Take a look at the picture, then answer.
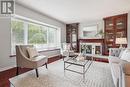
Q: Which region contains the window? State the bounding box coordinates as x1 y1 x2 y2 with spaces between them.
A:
11 20 24 54
11 18 61 54
28 23 47 44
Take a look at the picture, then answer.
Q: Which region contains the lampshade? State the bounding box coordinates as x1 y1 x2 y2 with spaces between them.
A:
116 38 127 44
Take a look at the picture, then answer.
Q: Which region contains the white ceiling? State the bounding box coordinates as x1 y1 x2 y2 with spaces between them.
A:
16 0 130 23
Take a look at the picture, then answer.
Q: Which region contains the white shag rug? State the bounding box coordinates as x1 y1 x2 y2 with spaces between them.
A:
9 60 114 87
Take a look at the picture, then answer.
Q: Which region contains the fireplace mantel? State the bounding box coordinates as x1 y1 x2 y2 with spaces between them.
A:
79 39 104 43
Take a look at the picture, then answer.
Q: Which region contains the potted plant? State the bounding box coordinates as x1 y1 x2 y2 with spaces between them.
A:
95 29 104 38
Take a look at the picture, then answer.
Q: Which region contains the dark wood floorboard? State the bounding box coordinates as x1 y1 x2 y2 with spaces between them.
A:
0 55 62 87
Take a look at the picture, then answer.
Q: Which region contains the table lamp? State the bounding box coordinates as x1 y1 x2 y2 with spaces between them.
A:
115 37 127 48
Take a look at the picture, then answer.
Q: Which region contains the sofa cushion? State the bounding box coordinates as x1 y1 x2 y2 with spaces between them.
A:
120 49 130 62
27 47 39 58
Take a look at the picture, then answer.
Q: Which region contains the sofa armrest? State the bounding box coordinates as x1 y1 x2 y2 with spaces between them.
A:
109 56 120 59
123 63 130 75
109 56 122 64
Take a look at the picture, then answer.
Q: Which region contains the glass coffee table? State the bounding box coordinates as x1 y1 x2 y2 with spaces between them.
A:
64 55 93 80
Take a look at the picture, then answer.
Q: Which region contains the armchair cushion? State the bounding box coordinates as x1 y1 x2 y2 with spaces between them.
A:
27 47 39 58
31 55 47 61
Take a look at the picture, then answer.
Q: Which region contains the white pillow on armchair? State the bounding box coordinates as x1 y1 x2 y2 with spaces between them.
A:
120 49 130 62
27 47 39 58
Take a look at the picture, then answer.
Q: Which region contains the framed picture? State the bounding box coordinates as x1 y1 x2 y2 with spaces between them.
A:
82 25 98 38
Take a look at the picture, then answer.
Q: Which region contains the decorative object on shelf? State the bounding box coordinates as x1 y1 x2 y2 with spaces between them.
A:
76 53 85 61
95 46 101 55
95 29 104 38
115 37 127 48
103 13 127 55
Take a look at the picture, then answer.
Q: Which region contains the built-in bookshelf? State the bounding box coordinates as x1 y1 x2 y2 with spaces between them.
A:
103 13 127 55
66 23 79 52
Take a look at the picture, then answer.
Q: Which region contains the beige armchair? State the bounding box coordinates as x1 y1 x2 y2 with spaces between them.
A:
16 45 48 77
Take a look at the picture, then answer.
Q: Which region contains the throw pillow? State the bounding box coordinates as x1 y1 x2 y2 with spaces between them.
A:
27 47 39 58
120 49 130 62
119 48 126 58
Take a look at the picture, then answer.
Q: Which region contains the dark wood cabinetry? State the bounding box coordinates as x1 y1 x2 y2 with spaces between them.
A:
66 23 79 52
103 13 127 55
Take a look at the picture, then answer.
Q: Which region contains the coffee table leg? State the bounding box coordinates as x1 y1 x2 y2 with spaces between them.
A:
83 66 85 81
64 62 65 70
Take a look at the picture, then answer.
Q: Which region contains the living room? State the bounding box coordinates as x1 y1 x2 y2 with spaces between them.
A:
0 0 130 87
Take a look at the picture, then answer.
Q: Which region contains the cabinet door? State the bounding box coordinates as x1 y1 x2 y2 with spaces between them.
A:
105 18 114 30
104 14 127 55
66 23 79 52
115 16 127 30
95 46 102 55
115 16 127 38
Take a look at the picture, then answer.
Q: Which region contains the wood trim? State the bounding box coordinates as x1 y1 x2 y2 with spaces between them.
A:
93 57 108 63
79 39 104 43
103 13 128 20
48 55 62 63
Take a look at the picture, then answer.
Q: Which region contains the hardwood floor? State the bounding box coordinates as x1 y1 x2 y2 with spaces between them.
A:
0 55 62 87
0 55 108 87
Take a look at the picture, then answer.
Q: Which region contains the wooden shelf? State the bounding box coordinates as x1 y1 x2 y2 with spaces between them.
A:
66 23 79 52
103 13 127 55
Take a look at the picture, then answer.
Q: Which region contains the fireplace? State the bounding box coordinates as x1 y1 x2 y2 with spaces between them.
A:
79 39 104 55
80 43 102 55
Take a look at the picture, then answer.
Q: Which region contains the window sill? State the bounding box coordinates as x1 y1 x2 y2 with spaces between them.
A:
38 48 60 53
9 48 60 57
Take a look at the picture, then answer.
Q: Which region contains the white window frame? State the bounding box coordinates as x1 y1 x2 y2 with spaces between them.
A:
11 15 61 55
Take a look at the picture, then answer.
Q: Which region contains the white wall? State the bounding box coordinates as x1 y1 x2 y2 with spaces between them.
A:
0 17 16 71
15 3 66 43
0 3 66 71
79 20 104 39
128 11 130 48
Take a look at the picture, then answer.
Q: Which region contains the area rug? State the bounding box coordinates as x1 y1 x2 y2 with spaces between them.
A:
10 60 114 87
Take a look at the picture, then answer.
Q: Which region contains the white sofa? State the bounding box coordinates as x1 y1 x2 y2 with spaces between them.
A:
109 48 130 87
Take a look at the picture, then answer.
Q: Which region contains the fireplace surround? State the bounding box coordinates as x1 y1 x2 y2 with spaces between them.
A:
80 43 102 55
79 39 104 55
